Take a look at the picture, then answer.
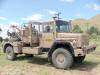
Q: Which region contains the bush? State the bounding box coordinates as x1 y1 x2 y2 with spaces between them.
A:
91 33 97 39
4 38 9 42
72 25 83 33
87 26 100 35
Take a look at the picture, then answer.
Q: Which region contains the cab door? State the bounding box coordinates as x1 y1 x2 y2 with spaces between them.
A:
40 25 54 48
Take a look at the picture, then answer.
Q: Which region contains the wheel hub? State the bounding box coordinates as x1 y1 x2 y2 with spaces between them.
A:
56 54 65 64
7 49 12 57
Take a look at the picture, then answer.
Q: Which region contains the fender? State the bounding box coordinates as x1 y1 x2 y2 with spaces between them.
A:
3 42 13 53
48 40 74 62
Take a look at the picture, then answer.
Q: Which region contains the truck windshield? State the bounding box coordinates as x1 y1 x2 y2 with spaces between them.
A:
56 24 71 33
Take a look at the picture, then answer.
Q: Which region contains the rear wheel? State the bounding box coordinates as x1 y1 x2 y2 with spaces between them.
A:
6 46 16 60
52 48 73 69
74 56 86 63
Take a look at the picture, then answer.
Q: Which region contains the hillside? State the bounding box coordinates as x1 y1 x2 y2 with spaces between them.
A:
89 14 100 26
72 18 88 26
72 14 100 26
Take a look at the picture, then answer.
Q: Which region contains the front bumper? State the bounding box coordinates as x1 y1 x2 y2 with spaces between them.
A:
74 44 96 56
83 44 96 54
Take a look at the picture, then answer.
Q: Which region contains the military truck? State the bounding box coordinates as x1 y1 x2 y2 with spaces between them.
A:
2 16 96 69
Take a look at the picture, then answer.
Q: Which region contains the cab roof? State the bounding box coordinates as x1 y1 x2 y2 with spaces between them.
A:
28 20 71 25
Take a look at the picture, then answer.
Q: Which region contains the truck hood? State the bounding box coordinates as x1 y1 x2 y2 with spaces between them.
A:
56 33 89 47
57 33 83 38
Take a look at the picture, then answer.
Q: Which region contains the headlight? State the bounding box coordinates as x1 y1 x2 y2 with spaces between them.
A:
72 40 77 48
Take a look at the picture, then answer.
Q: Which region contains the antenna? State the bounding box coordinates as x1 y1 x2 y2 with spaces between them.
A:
53 12 61 20
55 12 61 20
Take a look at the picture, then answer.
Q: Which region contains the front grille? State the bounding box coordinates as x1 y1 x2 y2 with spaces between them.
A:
82 34 89 46
77 34 89 47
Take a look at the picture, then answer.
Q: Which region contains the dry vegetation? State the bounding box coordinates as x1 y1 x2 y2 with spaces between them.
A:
0 37 100 75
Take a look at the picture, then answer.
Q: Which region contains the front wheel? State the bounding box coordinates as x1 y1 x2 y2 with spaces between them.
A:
6 46 16 60
52 48 73 69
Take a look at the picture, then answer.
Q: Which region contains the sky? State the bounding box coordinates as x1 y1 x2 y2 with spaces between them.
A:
0 0 100 38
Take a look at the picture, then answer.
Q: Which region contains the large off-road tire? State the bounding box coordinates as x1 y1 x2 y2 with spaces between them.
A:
74 56 86 63
52 48 73 69
6 46 16 60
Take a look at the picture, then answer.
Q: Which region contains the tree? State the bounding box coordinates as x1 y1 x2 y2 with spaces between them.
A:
72 25 83 33
0 28 2 32
87 26 99 35
0 28 1 31
0 28 2 34
0 37 3 42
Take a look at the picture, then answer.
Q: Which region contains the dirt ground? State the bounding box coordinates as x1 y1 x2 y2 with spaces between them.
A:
0 50 100 75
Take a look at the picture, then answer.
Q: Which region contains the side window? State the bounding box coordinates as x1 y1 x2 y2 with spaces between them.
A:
45 26 50 32
32 25 38 32
43 25 53 33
